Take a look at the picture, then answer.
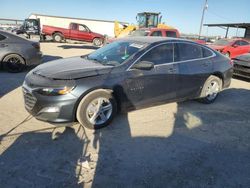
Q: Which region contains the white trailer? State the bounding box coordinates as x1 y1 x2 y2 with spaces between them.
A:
28 13 127 37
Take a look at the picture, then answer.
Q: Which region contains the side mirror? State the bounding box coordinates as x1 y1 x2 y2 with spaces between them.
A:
132 61 154 70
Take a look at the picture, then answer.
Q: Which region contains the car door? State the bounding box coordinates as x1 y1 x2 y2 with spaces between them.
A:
69 23 79 40
231 40 244 57
240 40 250 54
77 24 92 42
175 42 213 99
124 43 178 107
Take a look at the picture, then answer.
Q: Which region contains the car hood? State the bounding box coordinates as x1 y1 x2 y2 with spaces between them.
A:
233 53 250 67
91 32 103 38
207 44 225 50
233 53 250 62
31 56 112 80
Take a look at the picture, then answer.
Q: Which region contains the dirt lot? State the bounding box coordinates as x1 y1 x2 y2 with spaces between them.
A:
0 42 250 188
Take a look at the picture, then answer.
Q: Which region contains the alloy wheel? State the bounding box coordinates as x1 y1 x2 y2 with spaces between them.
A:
86 97 113 125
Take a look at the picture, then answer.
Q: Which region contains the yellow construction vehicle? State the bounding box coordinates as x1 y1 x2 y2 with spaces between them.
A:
114 12 175 38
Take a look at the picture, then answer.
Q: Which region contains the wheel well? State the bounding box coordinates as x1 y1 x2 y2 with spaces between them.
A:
52 31 64 37
73 88 119 122
92 37 103 42
212 72 224 86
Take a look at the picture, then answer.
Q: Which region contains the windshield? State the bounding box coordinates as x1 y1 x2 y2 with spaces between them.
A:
87 41 146 66
213 39 231 46
130 30 149 36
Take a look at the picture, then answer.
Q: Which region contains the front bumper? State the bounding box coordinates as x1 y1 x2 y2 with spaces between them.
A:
233 63 250 79
22 82 78 124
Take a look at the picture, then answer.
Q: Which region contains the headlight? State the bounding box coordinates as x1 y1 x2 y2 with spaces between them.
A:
37 86 75 96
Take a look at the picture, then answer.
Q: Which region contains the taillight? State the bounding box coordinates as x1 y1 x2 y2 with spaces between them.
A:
32 42 40 50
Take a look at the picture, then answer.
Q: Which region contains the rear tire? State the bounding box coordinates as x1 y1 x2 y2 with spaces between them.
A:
93 38 103 47
198 75 222 104
76 89 117 129
53 32 64 42
2 54 26 73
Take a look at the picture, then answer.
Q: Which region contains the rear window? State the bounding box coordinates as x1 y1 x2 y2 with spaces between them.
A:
166 31 177 38
0 34 6 41
176 43 203 61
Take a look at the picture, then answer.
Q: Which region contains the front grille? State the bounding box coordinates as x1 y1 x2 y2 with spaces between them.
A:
23 87 37 111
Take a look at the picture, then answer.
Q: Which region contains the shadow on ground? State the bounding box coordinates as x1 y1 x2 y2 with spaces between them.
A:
0 55 62 97
233 75 250 83
58 45 99 50
0 88 249 187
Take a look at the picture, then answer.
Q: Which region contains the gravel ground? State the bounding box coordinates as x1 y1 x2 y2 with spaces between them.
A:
0 42 250 188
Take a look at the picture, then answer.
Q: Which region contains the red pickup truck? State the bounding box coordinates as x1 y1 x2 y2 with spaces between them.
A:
42 23 104 46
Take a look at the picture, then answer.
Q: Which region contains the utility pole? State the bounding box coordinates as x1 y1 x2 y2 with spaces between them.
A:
198 0 208 39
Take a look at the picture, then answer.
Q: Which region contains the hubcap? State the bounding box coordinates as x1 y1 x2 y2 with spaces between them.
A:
86 97 112 125
94 39 101 46
205 80 219 101
7 57 22 70
55 35 61 42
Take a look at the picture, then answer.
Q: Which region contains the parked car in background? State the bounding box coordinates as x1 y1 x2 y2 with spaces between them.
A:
208 38 250 58
0 30 42 72
232 53 250 79
107 28 180 44
130 28 180 38
42 23 104 46
23 37 233 129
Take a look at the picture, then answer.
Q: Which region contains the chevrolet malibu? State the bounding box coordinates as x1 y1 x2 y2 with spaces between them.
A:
22 37 233 129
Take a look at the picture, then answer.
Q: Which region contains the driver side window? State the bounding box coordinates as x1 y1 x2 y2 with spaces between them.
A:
140 43 174 65
79 25 87 32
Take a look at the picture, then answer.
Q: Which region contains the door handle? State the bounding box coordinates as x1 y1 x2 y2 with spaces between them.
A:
168 68 177 73
202 62 210 67
0 44 8 48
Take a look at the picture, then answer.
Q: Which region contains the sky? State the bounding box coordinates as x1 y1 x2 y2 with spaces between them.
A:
1 0 250 37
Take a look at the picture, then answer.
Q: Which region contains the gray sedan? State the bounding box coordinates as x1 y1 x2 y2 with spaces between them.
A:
0 30 42 72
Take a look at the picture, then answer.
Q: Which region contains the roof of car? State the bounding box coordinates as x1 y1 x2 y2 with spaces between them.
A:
117 36 189 44
0 30 31 42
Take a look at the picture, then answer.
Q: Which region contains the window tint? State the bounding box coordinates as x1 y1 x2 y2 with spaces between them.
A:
176 43 203 61
79 25 87 32
71 23 78 30
234 40 241 46
240 40 249 46
140 43 174 65
202 47 213 57
151 31 162 37
166 31 177 38
0 34 6 41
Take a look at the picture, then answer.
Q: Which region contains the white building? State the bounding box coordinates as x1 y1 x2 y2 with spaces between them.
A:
28 13 127 37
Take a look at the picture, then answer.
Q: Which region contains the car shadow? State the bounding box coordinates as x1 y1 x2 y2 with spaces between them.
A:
232 75 250 82
0 88 249 187
58 45 99 50
0 55 62 97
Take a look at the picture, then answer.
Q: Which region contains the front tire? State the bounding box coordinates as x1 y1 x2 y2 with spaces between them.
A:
76 89 117 129
2 54 26 73
93 38 103 47
198 75 222 104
